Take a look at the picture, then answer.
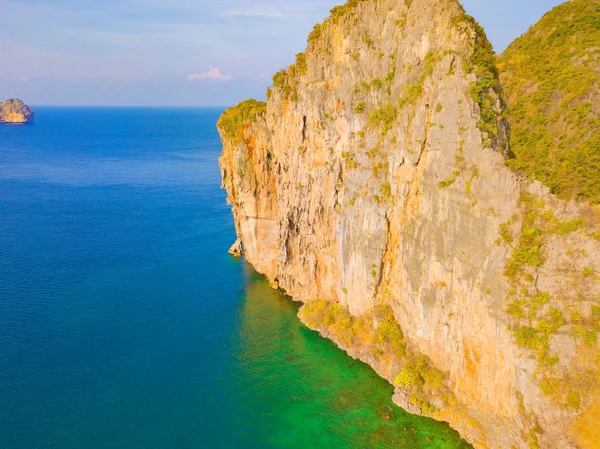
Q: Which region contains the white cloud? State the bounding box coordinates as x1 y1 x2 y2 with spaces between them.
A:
186 68 232 82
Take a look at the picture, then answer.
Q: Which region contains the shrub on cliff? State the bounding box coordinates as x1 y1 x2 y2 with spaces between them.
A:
498 0 600 203
217 99 266 144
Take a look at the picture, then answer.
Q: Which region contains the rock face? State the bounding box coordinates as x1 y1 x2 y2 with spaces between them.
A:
219 0 600 448
0 99 34 123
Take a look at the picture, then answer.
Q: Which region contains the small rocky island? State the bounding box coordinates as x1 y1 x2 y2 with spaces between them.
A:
0 98 34 123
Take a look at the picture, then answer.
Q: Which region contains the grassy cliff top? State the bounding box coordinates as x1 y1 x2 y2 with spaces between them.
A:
217 99 266 144
499 0 600 204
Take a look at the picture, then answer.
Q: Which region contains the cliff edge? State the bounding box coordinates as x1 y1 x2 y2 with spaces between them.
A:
1 99 34 123
219 0 600 447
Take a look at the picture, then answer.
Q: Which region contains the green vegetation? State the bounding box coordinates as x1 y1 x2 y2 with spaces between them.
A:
355 102 366 113
498 222 514 246
371 162 388 177
394 357 445 391
217 99 266 144
295 52 307 74
438 143 468 191
370 78 383 90
308 22 325 43
394 50 448 114
366 144 380 159
396 51 440 111
380 182 391 198
395 362 424 387
501 193 586 282
498 0 600 203
397 83 423 110
385 69 395 83
393 353 447 414
497 190 600 409
526 429 541 449
567 391 582 410
465 167 479 198
452 11 505 150
272 67 299 101
438 178 456 189
300 301 453 415
362 31 375 49
308 0 371 46
374 305 405 354
345 157 359 169
330 0 370 21
367 104 398 135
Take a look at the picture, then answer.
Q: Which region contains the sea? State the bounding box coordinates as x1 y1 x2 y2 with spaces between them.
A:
0 107 472 449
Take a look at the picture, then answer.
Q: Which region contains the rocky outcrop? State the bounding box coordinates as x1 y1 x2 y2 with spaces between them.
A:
228 238 244 257
218 0 600 448
0 99 34 123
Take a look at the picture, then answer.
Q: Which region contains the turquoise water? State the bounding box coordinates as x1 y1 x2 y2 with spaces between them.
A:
0 108 471 448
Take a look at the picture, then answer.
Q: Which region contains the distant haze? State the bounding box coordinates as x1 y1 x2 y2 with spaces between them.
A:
0 0 564 106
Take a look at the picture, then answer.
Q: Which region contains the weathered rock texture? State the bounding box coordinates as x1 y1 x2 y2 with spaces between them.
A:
218 0 600 448
0 98 34 123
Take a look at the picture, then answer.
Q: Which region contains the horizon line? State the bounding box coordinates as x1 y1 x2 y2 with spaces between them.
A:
29 104 236 108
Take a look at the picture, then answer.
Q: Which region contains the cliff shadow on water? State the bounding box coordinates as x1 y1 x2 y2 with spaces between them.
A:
233 261 472 449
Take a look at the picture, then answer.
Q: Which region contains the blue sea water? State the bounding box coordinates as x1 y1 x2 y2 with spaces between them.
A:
0 108 471 449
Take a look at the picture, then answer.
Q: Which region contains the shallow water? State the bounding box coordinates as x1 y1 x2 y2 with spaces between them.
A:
0 107 471 448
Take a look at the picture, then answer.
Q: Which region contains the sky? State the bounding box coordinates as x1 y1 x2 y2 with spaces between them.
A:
0 0 565 106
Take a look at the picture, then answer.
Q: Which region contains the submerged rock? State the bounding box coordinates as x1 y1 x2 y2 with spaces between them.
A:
0 98 34 123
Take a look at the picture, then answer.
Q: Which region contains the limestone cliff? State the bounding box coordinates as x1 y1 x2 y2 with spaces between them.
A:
0 99 34 123
218 0 600 447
